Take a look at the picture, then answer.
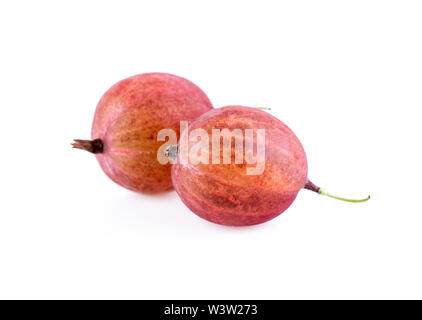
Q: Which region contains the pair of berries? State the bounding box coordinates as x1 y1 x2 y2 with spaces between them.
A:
73 73 369 226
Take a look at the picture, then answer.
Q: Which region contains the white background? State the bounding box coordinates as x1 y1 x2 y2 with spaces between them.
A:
0 1 421 299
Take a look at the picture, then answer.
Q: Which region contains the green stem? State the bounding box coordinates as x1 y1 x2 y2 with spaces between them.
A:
254 107 272 110
319 189 370 203
304 180 370 203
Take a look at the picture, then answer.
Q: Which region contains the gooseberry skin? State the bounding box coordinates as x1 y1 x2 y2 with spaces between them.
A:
91 73 213 193
171 106 308 226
